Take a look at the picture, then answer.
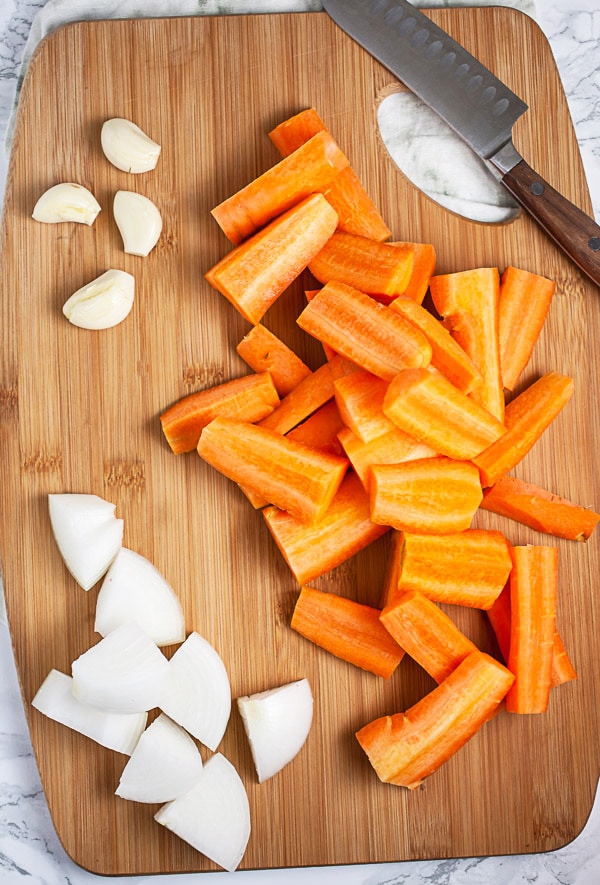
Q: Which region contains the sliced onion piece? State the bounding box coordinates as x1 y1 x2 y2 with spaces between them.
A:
237 678 313 782
159 632 231 751
32 669 146 755
116 713 203 803
95 548 185 647
113 191 162 256
154 752 250 872
71 621 169 714
48 493 123 590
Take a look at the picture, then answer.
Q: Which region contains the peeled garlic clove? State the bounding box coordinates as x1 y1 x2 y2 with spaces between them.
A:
32 182 101 225
113 191 162 256
62 268 134 330
101 118 161 173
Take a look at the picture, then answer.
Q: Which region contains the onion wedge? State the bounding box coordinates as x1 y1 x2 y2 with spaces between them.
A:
95 548 185 647
48 493 123 591
154 752 250 872
32 668 146 754
237 678 313 782
116 713 203 803
159 632 231 751
71 621 169 714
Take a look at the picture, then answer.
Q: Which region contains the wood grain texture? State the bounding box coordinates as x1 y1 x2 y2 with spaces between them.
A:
1 9 599 875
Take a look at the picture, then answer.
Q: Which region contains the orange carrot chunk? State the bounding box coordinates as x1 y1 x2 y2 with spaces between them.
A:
356 651 514 789
263 472 388 584
383 529 513 610
291 585 404 678
236 324 311 396
286 400 346 455
197 416 348 523
429 267 504 422
473 372 574 488
297 281 432 382
389 296 483 395
333 370 394 443
391 243 436 305
499 266 555 391
370 457 483 534
205 193 338 325
211 130 349 244
268 107 392 241
308 231 415 298
505 545 558 714
160 372 279 454
337 426 436 490
257 358 338 435
480 474 599 541
382 367 506 461
380 589 478 683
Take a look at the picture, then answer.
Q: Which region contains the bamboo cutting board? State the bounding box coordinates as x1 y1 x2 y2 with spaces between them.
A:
1 7 600 875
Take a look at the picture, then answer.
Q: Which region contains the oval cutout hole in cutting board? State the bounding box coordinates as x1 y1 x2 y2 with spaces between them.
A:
377 90 519 223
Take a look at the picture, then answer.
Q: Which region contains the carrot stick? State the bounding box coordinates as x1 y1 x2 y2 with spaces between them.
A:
297 281 432 381
291 585 405 678
498 266 555 391
205 193 338 325
160 372 279 454
473 372 574 488
505 545 558 714
382 367 506 460
551 632 578 686
369 456 483 534
389 296 483 395
333 370 394 443
480 474 599 541
286 400 346 455
236 324 311 396
257 358 338 435
268 107 392 241
337 426 436 489
263 472 388 584
429 267 504 421
197 416 348 523
211 130 349 244
308 231 415 298
380 589 478 683
392 243 436 305
355 650 514 788
382 529 513 610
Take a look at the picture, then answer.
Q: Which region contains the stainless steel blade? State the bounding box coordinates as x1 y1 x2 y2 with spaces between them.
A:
321 0 528 172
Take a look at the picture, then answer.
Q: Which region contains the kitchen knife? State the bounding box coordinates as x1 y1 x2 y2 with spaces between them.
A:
321 0 600 288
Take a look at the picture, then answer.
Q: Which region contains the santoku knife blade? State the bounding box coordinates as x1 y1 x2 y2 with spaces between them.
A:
321 0 600 287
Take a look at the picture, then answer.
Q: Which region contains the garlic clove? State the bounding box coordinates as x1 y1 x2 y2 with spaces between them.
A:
113 191 162 256
32 182 101 225
101 118 161 173
62 269 135 330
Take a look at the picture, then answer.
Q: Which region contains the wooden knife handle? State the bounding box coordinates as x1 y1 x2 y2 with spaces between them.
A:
502 159 600 288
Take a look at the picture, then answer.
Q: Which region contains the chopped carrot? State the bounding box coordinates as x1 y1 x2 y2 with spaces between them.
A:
391 243 436 305
389 296 483 395
499 266 555 391
380 589 478 683
337 426 436 489
480 474 600 541
355 650 514 788
505 545 558 714
473 372 574 488
268 107 392 241
297 281 432 381
211 130 349 244
333 370 394 443
291 585 404 678
205 193 338 325
236 324 311 396
160 372 279 454
429 267 504 421
551 632 578 686
382 529 513 610
197 416 348 523
308 231 415 298
257 358 338 435
382 367 506 461
263 471 388 584
369 456 483 534
287 400 346 455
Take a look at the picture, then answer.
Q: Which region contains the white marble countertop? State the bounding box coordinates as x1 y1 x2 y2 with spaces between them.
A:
1 1 600 882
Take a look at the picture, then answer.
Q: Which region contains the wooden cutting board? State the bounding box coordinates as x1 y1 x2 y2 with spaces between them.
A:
2 7 600 875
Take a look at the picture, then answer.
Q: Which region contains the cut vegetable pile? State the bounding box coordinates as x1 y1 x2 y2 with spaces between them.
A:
159 107 599 795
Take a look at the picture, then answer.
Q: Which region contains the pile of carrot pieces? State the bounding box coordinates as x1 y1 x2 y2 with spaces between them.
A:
160 108 599 791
